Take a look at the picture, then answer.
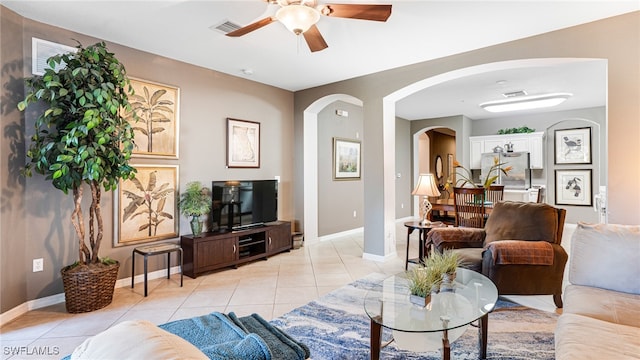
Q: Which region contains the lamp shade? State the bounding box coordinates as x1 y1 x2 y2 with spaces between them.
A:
276 4 320 35
412 173 441 197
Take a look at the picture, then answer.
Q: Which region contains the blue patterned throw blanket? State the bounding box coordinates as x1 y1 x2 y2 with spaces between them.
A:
159 312 310 360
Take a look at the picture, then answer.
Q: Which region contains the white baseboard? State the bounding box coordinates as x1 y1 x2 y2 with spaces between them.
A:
362 251 398 262
317 227 364 241
1 265 182 325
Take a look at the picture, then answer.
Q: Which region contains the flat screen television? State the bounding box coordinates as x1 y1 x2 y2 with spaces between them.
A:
211 180 278 231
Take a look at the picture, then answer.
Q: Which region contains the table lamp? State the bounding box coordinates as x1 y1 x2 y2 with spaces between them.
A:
412 173 441 225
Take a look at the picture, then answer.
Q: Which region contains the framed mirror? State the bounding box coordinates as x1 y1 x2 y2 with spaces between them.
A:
435 155 443 180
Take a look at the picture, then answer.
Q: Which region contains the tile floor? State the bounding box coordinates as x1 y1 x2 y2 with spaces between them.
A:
0 222 573 359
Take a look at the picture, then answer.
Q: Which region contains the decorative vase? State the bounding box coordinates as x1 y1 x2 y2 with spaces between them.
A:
190 216 203 237
440 272 457 292
410 293 432 307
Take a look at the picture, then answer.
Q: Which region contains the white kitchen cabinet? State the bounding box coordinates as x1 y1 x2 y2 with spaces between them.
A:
469 132 545 169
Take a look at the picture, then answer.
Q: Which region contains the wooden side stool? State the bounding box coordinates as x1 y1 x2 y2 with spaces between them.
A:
132 243 183 296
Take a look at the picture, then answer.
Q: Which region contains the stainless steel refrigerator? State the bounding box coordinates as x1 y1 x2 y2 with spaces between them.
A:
480 152 531 190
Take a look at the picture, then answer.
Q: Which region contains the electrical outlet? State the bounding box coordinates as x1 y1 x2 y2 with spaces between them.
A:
401 203 404 209
353 210 357 218
33 258 44 272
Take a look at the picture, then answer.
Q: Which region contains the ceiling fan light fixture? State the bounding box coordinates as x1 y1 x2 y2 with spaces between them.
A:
480 92 573 113
276 4 320 35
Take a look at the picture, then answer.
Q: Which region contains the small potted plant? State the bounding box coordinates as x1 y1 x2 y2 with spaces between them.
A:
425 249 461 292
406 265 441 307
179 181 212 237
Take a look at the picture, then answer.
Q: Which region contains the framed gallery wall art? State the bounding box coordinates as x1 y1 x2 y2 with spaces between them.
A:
333 137 361 180
114 164 179 246
227 118 260 168
555 169 592 206
126 78 180 159
554 127 591 164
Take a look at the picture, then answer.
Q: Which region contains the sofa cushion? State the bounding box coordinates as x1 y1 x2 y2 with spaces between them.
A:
563 284 640 328
484 240 554 265
484 202 559 244
555 313 640 360
569 222 640 294
70 320 208 360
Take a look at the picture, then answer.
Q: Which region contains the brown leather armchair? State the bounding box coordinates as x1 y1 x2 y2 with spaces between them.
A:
426 201 568 308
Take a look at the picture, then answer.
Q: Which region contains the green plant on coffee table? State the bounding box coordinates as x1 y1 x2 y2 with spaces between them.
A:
407 265 441 297
425 249 461 278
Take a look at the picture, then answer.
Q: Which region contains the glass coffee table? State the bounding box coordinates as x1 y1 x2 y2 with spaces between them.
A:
364 268 498 360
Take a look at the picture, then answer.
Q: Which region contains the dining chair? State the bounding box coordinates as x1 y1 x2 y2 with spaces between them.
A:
453 187 486 228
485 185 505 204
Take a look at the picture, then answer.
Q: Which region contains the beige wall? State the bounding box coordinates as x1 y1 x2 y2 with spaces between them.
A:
2 7 639 312
293 12 640 257
0 7 294 312
317 101 364 236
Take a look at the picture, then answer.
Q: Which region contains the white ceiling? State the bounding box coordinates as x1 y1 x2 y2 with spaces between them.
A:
3 1 637 120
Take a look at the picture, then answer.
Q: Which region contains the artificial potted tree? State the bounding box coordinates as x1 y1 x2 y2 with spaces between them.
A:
179 181 212 237
18 41 137 313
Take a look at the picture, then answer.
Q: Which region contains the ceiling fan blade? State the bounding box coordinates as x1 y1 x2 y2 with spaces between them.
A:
226 17 275 37
303 25 328 52
322 4 392 22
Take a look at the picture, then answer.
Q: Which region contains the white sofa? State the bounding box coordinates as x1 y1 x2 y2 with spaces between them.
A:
555 222 640 360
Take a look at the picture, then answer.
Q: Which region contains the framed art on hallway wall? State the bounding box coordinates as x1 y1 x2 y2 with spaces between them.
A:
333 137 361 180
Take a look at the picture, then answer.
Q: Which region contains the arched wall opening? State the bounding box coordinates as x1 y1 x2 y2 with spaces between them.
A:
381 58 607 258
303 94 363 244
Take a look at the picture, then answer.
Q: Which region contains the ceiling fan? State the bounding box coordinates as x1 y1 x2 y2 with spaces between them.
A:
226 0 392 52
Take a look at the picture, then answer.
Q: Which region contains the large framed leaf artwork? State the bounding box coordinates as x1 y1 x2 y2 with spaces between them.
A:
126 78 180 159
333 137 361 180
227 118 260 168
114 165 179 246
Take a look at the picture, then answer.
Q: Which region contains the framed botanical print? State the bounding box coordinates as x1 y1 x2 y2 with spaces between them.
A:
227 118 260 168
555 169 592 206
554 127 591 164
114 165 179 246
126 78 180 159
333 137 361 180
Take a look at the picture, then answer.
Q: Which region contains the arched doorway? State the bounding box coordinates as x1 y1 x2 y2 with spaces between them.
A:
303 94 363 244
380 58 607 257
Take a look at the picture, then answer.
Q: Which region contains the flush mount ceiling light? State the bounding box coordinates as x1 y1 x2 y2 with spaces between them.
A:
480 92 573 113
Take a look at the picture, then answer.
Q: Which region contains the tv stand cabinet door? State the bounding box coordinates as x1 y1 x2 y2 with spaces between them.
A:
196 236 237 275
268 222 292 255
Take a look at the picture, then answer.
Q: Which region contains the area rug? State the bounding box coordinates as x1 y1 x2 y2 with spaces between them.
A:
270 273 558 360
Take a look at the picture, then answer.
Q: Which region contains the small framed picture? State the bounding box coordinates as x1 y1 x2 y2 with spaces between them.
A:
227 118 260 168
333 137 361 180
555 169 592 206
554 127 591 164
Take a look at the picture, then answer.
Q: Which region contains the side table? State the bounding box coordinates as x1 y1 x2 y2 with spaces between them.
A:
404 221 445 270
132 243 183 297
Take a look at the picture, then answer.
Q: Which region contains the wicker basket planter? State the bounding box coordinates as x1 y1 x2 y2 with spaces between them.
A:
61 261 119 313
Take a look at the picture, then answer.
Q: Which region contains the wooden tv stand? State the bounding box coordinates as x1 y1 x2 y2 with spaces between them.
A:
180 221 291 278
